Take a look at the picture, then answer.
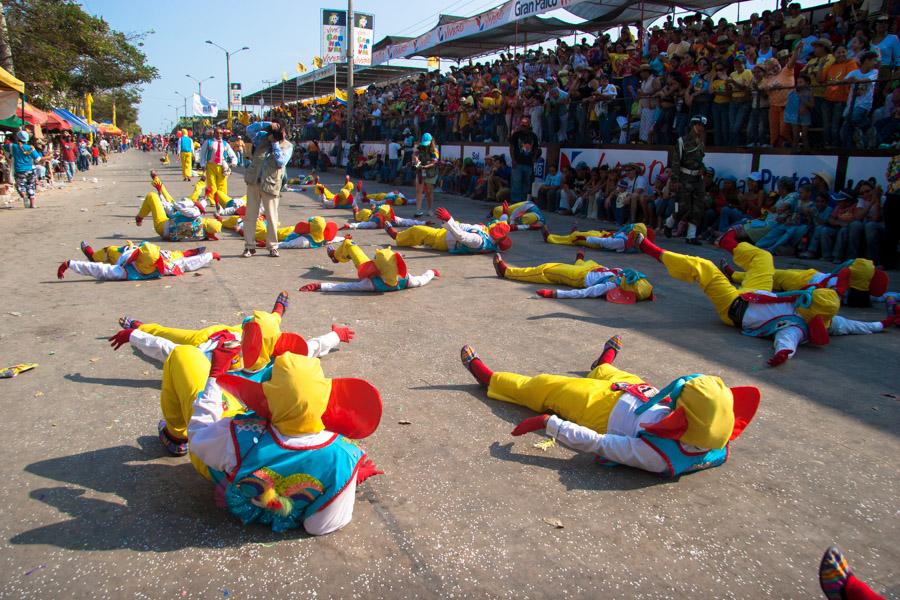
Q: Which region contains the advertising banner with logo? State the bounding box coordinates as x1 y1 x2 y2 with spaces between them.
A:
463 145 487 164
321 9 347 64
756 154 838 193
192 93 218 117
559 147 668 184
229 83 242 109
704 151 754 190
440 145 462 161
844 155 891 191
372 0 587 65
353 13 374 66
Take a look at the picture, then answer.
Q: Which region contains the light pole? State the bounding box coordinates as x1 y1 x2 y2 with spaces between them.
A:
174 91 188 117
261 79 277 118
168 104 181 131
185 74 215 95
206 40 249 131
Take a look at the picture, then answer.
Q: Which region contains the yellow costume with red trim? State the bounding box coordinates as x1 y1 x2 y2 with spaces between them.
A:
317 178 355 208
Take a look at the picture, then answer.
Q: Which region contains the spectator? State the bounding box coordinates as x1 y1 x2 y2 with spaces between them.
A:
829 189 862 262
637 63 661 142
243 121 293 258
747 65 770 145
710 61 731 145
785 73 815 148
728 56 753 145
847 181 885 264
872 15 900 74
803 38 835 141
486 155 511 202
508 116 540 202
822 45 858 147
59 132 76 182
6 131 44 208
801 190 836 258
536 163 563 211
412 133 439 217
763 48 799 147
841 50 879 148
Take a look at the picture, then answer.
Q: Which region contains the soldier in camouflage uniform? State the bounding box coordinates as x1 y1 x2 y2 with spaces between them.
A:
669 115 708 245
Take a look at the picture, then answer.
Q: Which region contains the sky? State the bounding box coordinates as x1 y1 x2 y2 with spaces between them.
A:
79 0 826 133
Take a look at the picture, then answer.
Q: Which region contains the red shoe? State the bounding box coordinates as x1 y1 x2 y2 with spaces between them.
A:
57 260 69 279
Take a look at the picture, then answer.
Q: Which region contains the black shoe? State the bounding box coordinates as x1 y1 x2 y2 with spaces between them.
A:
685 237 702 246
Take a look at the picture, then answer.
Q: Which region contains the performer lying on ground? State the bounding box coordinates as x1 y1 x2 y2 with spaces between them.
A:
632 229 898 365
298 239 440 293
723 257 890 308
57 240 219 280
363 189 410 206
343 202 432 230
459 336 760 477
490 200 545 230
542 222 653 252
386 207 511 254
221 215 345 249
136 190 222 241
820 546 886 600
109 292 353 366
316 176 355 208
492 250 654 303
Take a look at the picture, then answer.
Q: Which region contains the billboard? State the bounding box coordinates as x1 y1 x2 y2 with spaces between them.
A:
353 13 374 66
321 9 347 64
229 83 242 109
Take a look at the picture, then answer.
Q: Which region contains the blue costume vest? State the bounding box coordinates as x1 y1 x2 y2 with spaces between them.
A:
123 264 162 281
208 413 364 532
283 232 327 248
449 228 496 254
370 275 410 292
637 434 728 477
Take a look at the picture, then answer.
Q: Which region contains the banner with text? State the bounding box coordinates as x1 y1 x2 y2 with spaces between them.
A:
704 152 755 191
559 147 669 184
192 93 218 117
229 83 242 109
321 9 348 64
353 13 374 66
756 154 838 193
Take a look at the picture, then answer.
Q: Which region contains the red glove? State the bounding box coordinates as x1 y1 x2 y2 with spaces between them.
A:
209 340 241 378
767 349 791 367
57 260 69 279
298 282 321 292
331 324 355 343
339 223 351 230
356 457 383 485
108 328 134 350
881 314 900 328
135 216 143 226
511 414 551 436
435 207 452 222
431 269 441 278
502 200 510 215
536 289 556 298
211 252 221 261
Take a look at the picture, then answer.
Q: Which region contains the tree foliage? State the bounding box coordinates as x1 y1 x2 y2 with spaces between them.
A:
5 0 157 130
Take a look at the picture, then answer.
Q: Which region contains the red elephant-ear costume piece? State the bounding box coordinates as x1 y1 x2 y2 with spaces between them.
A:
241 321 264 370
356 260 379 280
236 205 246 217
489 222 511 240
727 387 760 441
322 378 382 439
606 288 637 304
217 374 271 420
273 332 309 358
293 221 311 235
641 406 689 440
869 269 889 296
807 315 831 346
322 221 338 242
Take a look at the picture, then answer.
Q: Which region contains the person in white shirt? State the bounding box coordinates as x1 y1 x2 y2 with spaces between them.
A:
841 51 880 148
458 337 760 477
387 138 402 182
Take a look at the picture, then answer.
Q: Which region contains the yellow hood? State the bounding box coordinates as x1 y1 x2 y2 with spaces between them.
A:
262 353 331 436
241 310 284 371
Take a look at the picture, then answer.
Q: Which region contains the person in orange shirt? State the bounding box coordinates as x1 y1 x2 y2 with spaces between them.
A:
821 46 858 147
763 47 799 147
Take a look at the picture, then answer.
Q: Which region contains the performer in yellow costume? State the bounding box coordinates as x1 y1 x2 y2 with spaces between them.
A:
57 240 219 281
492 249 653 303
136 188 222 241
458 337 760 477
387 207 512 254
344 203 432 230
632 229 896 365
724 257 890 308
177 129 194 181
489 200 545 230
106 293 356 472
198 129 237 197
299 239 439 293
316 176 355 208
542 222 653 252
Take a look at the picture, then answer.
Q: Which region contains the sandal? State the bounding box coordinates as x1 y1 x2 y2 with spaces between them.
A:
241 248 256 258
269 248 280 258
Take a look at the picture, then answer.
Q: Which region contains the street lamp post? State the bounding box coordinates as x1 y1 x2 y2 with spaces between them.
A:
168 104 181 130
206 40 249 131
185 74 215 96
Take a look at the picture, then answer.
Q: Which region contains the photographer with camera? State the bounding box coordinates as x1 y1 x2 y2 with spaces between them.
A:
242 121 294 258
413 133 439 218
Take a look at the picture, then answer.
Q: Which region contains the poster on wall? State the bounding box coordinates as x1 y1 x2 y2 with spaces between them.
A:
559 148 669 184
353 13 374 66
756 154 838 193
704 152 754 190
360 142 386 157
321 9 347 64
844 156 892 191
229 83 242 109
439 145 462 161
463 145 486 164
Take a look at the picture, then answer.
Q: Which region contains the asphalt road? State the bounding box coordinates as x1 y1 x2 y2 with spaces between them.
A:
0 150 896 599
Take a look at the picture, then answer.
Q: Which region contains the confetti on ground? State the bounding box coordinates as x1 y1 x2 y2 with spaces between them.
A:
533 438 556 451
542 517 564 529
89 357 100 363
398 420 412 425
33 391 44 398
24 564 46 577
7 311 22 317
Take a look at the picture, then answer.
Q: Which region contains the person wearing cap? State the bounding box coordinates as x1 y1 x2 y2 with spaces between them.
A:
630 228 896 365
670 115 707 244
178 129 194 181
6 131 45 208
508 116 540 203
728 56 754 145
413 133 439 218
637 63 661 143
57 240 219 281
386 206 511 255
298 239 439 293
459 336 760 477
492 250 653 303
725 256 890 308
803 38 835 135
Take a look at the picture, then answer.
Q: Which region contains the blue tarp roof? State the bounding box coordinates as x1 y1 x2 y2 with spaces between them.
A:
52 108 96 134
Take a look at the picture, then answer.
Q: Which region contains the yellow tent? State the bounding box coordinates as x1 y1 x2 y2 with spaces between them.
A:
0 66 24 94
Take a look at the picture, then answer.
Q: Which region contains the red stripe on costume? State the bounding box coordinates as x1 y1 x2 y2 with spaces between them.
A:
266 424 338 451
640 437 674 477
